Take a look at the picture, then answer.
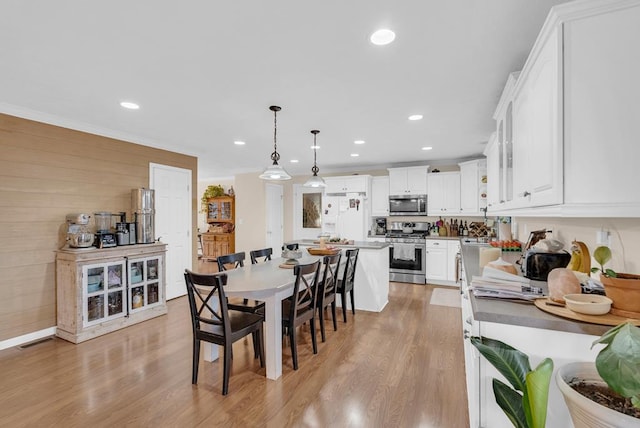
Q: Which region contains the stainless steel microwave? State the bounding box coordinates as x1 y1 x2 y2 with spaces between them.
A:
389 194 428 216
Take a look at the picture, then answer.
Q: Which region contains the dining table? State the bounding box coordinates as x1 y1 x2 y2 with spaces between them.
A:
197 255 322 380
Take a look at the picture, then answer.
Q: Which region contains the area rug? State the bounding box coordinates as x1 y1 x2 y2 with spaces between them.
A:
429 288 461 308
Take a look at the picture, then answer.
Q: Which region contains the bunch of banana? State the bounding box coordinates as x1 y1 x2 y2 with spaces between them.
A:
567 240 591 273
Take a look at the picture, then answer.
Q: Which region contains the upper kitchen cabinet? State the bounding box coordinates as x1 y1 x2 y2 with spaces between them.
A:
459 159 487 216
488 0 640 216
511 25 562 209
324 175 370 196
371 176 390 216
483 133 501 209
427 171 461 215
388 166 429 196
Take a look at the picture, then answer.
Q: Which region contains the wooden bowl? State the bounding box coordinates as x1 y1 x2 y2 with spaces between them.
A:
307 247 340 256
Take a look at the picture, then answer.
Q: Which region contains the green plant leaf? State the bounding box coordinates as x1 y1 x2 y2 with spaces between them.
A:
493 379 528 428
595 323 640 401
523 358 553 428
605 269 617 278
593 246 612 268
471 336 531 392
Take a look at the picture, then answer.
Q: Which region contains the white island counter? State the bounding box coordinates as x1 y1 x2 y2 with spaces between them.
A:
291 240 390 313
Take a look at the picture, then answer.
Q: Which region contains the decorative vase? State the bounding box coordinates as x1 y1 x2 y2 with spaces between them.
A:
600 273 640 318
557 362 640 428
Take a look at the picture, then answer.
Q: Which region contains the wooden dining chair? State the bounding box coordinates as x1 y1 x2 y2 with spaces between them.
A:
337 248 359 323
250 248 273 264
183 270 264 395
282 260 321 370
316 253 342 342
217 252 265 315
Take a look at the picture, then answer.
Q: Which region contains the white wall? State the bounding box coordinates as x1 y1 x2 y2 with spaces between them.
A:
515 217 640 274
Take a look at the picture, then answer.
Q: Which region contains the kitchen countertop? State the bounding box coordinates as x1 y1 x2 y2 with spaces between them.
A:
460 242 611 336
292 239 389 250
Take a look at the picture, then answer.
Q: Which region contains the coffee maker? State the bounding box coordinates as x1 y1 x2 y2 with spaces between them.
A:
94 211 117 248
113 212 131 246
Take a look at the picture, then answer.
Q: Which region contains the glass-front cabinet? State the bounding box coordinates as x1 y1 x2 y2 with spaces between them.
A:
128 255 163 313
56 243 167 344
82 261 126 327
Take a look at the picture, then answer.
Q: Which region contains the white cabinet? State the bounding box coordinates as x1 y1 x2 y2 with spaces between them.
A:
488 1 640 216
427 172 460 215
511 25 562 209
460 283 480 428
388 166 428 196
56 243 168 344
425 240 448 283
324 175 370 195
447 240 461 282
484 133 501 209
459 159 487 216
426 239 460 285
371 176 389 216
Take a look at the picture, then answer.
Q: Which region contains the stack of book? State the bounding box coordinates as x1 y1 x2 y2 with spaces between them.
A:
470 266 544 301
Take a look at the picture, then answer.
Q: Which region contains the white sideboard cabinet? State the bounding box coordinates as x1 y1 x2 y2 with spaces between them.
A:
56 243 167 343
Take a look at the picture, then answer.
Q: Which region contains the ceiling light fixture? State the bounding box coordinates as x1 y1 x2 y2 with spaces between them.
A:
370 29 396 46
120 101 140 110
408 114 423 121
259 105 291 181
351 153 360 157
422 146 433 151
354 140 365 145
303 130 327 188
290 159 299 163
234 140 246 145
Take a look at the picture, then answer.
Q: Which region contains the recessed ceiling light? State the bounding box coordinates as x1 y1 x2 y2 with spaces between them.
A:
422 146 433 151
354 140 365 145
290 159 299 163
370 29 396 46
310 145 320 149
350 153 360 157
234 141 246 145
120 101 140 110
408 114 423 121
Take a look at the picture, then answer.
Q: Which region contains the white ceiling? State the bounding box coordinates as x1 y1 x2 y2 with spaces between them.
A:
0 0 570 180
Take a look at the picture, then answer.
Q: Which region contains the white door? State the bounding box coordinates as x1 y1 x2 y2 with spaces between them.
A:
265 183 283 254
150 163 192 300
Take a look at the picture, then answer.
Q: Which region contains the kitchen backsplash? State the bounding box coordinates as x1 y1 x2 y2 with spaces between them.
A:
514 217 640 275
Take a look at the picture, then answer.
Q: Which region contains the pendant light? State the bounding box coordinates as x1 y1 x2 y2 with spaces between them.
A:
303 129 327 188
259 105 291 181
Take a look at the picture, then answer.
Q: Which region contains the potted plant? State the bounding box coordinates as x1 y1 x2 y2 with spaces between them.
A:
471 336 554 428
557 322 640 427
591 246 640 318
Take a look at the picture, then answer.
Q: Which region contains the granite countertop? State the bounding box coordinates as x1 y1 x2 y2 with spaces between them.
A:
461 242 611 336
293 239 389 250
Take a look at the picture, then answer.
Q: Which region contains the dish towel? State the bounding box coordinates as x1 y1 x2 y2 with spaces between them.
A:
394 243 415 261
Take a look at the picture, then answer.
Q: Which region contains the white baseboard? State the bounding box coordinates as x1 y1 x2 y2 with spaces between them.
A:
0 327 57 351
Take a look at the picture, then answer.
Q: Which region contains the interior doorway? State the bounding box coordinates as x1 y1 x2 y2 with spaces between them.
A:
265 183 283 253
150 163 192 300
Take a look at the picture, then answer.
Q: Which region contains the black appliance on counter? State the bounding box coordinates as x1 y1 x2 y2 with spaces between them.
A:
388 194 427 216
522 250 572 281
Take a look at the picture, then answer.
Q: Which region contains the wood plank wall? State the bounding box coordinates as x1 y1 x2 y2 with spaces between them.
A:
0 113 197 341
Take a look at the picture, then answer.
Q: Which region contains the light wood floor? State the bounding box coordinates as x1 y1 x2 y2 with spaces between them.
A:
0 281 469 427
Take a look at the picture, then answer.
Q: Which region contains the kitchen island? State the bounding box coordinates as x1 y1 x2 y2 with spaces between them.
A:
291 240 390 313
460 241 608 427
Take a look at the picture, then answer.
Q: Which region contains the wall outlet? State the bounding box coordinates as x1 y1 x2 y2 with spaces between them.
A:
596 230 610 247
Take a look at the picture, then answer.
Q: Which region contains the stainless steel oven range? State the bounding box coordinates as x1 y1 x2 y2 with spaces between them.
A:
386 231 426 284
